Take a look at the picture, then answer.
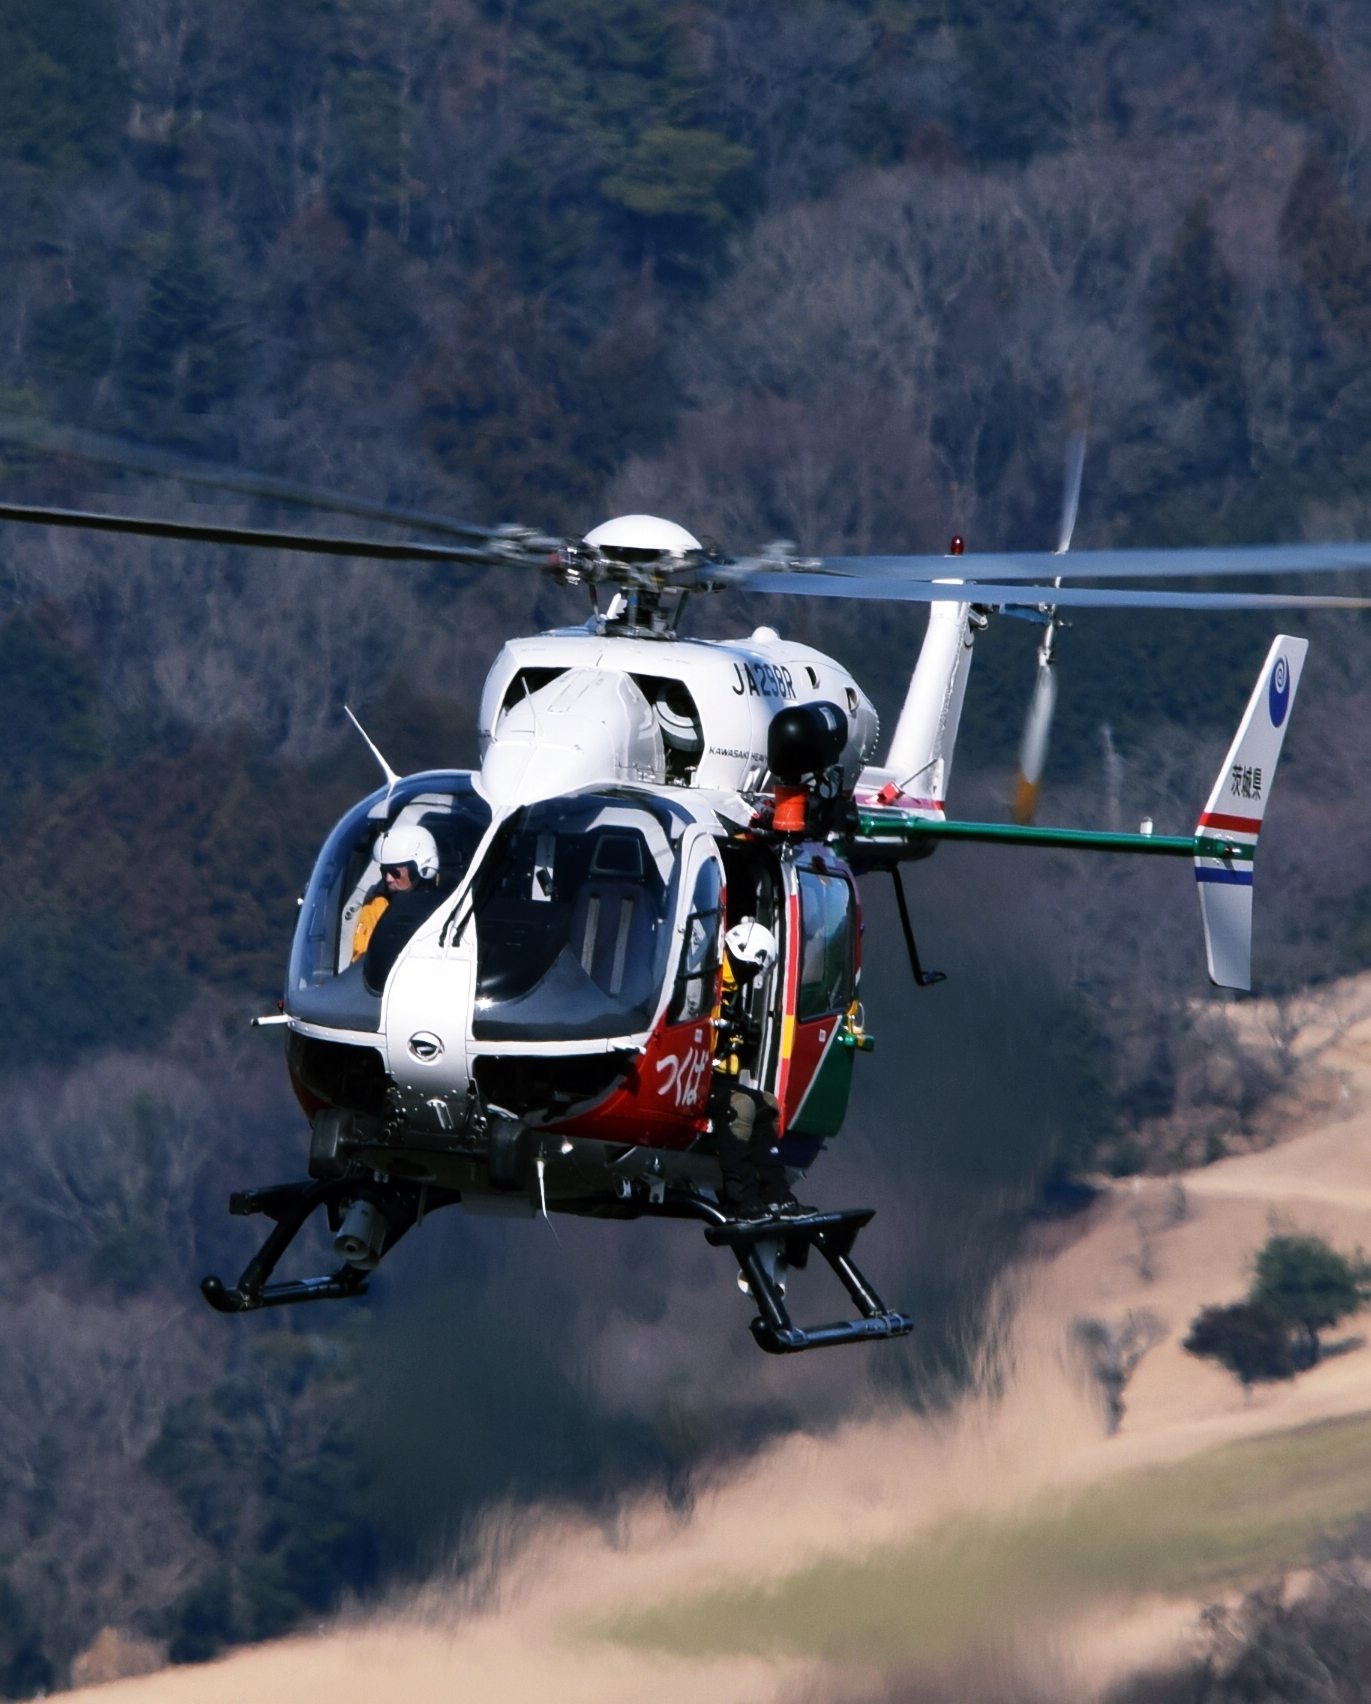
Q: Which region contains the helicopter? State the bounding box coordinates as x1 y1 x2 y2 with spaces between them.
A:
3 420 1371 1353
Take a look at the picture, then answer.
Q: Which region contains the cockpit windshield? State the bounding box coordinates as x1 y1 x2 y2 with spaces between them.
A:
288 773 492 1030
471 792 680 1042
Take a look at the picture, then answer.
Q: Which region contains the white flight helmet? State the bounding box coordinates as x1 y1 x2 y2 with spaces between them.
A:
724 917 778 977
376 823 439 881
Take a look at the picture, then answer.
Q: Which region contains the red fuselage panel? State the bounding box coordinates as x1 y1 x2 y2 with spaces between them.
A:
549 1014 714 1149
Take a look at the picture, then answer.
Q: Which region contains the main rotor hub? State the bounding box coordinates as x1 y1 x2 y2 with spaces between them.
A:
583 514 702 555
553 513 729 637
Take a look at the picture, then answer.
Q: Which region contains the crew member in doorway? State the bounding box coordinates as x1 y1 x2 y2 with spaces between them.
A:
353 824 444 991
711 918 809 1221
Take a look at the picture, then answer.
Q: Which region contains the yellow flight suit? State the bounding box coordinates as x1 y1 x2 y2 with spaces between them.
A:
711 952 787 1213
351 895 389 962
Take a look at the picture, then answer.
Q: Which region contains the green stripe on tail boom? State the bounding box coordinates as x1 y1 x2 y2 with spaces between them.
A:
849 812 1250 861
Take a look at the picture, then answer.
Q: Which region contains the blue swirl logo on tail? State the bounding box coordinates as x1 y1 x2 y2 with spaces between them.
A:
1269 654 1290 727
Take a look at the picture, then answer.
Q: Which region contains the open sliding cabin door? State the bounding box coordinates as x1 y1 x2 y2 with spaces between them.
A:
778 850 859 1159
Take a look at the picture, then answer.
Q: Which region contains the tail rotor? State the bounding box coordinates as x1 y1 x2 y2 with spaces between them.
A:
1014 650 1058 825
1012 429 1085 825
1054 426 1086 562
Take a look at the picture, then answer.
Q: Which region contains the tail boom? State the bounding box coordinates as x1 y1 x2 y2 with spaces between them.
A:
846 633 1310 998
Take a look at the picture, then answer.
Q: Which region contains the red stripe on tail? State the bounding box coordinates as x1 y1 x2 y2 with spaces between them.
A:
1198 810 1261 834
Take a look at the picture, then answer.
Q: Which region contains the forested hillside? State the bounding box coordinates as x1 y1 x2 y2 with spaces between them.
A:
4 0 1371 1692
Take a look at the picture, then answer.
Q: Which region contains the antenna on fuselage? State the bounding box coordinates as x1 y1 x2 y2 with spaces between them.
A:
344 706 400 789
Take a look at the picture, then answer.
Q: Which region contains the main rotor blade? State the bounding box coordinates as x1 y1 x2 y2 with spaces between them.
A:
0 416 498 543
0 501 557 566
740 571 1371 610
807 542 1371 583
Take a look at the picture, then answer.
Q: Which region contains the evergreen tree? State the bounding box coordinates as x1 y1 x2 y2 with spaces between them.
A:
1150 197 1250 471
26 258 116 408
495 0 755 286
327 64 408 242
119 220 247 435
1185 1233 1371 1387
1280 146 1371 358
0 614 104 833
948 0 1069 164
1257 1 1346 138
1252 1233 1371 1365
0 0 125 176
1183 1300 1294 1387
1152 199 1243 400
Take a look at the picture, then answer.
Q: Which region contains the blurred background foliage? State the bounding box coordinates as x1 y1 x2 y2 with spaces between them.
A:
4 0 1371 1691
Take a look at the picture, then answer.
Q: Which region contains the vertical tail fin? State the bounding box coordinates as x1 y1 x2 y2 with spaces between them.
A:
870 599 978 815
1194 635 1308 990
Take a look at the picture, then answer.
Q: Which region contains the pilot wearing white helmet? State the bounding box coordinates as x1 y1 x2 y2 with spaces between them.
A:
711 917 810 1222
352 824 443 991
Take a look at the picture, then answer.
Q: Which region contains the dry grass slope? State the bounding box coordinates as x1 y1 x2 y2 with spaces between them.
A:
66 971 1371 1703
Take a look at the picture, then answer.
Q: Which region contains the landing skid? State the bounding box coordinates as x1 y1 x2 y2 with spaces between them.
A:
702 1208 913 1354
629 1193 912 1352
200 1181 911 1353
200 1179 455 1313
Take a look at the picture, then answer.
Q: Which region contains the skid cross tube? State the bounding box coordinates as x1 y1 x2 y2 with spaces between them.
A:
702 1208 913 1354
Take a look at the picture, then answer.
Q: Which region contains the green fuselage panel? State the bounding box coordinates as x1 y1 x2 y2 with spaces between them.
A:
789 1034 855 1139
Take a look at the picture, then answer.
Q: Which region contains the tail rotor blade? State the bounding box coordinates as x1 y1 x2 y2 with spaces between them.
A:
1055 428 1086 557
1010 427 1082 822
1013 657 1057 825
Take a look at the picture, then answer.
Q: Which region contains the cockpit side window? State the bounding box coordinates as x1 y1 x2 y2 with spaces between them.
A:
335 791 490 975
472 794 679 1043
797 869 856 1019
287 775 491 1029
667 855 723 1024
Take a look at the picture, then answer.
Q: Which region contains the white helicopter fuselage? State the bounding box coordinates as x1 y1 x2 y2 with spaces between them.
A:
287 627 879 1071
477 624 881 802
